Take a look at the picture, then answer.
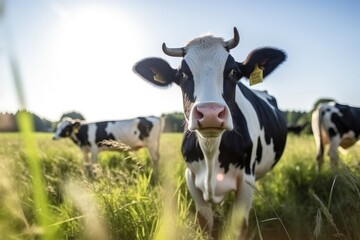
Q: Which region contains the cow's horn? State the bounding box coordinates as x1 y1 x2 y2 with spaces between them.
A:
224 27 240 50
162 43 186 57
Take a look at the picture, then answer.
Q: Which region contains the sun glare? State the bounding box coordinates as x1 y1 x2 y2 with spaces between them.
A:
51 5 142 86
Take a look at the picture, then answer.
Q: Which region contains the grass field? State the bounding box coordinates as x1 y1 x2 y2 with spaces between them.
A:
0 132 360 240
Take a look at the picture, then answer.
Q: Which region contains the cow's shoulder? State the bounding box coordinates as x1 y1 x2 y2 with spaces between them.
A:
93 121 115 143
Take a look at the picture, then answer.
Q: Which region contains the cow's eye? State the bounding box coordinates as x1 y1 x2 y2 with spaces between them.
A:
180 72 188 80
228 69 238 80
177 71 188 81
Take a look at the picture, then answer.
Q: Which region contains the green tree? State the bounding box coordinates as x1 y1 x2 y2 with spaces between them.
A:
59 111 85 121
162 112 184 132
311 98 335 112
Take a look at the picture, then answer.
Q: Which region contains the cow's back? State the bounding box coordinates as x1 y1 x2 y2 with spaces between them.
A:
235 84 287 178
105 117 163 149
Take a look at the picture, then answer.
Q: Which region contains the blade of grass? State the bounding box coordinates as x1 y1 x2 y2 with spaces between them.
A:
253 205 264 240
327 175 337 209
6 14 56 238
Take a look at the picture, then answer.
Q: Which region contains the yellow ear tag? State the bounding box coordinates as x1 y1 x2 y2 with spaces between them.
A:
249 65 263 86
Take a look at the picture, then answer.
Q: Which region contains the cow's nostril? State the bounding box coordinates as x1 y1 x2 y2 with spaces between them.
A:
192 103 228 130
218 108 226 119
194 107 204 120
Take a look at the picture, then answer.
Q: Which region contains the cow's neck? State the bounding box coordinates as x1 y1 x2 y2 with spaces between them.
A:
197 134 222 160
196 133 223 198
70 132 80 145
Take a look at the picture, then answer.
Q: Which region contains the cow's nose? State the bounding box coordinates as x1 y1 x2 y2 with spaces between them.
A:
193 103 227 129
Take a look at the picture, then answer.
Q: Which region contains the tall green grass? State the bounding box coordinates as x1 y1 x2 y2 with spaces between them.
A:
1 133 360 239
252 134 360 240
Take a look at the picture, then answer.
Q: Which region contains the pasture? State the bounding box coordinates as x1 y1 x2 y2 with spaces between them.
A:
0 132 360 240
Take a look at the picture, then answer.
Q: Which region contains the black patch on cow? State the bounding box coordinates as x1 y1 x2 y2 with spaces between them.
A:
256 137 263 163
179 60 195 120
222 56 239 105
72 125 91 147
182 131 204 162
330 103 360 139
328 127 337 138
218 130 251 174
95 121 115 146
137 117 153 140
238 83 287 165
252 137 263 175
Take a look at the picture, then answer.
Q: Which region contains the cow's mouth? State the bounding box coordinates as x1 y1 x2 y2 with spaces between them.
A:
197 127 225 138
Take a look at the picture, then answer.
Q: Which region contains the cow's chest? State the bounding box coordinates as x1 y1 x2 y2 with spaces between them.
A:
184 135 277 203
187 156 240 203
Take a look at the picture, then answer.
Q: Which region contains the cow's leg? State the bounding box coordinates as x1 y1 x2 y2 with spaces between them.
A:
90 146 98 164
83 150 93 177
316 144 324 172
148 147 160 177
230 174 255 240
84 147 99 178
328 136 341 169
185 168 213 238
312 109 324 172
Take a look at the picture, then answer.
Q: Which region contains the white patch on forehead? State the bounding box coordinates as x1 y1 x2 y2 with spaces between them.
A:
54 120 71 136
184 36 230 103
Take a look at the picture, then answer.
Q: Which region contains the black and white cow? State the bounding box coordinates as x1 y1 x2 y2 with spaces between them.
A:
53 116 164 173
311 101 360 170
287 122 308 135
133 28 287 239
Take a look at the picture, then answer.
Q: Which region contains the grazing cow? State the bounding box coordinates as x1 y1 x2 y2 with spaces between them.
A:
53 116 164 174
287 122 308 135
133 28 287 239
311 101 360 170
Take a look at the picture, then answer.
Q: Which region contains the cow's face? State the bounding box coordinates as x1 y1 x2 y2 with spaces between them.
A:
133 28 286 138
53 118 81 140
177 37 238 137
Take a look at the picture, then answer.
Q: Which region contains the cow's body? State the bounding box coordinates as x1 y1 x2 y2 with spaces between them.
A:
311 101 360 169
287 122 308 135
133 28 286 239
53 116 164 171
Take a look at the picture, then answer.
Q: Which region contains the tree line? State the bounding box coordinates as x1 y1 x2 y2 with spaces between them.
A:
0 111 85 132
0 98 334 133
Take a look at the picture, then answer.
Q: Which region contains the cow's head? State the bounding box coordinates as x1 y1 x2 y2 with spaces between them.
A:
53 117 81 140
133 28 286 138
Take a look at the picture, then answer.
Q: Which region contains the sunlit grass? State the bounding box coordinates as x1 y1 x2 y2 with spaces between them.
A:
1 133 360 239
7 15 57 237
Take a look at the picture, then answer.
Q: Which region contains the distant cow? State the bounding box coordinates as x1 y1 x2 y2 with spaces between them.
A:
287 122 308 135
312 101 360 170
133 27 287 239
53 116 164 173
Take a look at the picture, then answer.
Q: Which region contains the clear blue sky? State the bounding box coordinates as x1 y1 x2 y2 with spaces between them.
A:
0 0 359 122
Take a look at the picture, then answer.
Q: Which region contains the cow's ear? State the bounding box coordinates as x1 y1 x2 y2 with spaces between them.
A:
133 58 177 87
237 47 286 79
